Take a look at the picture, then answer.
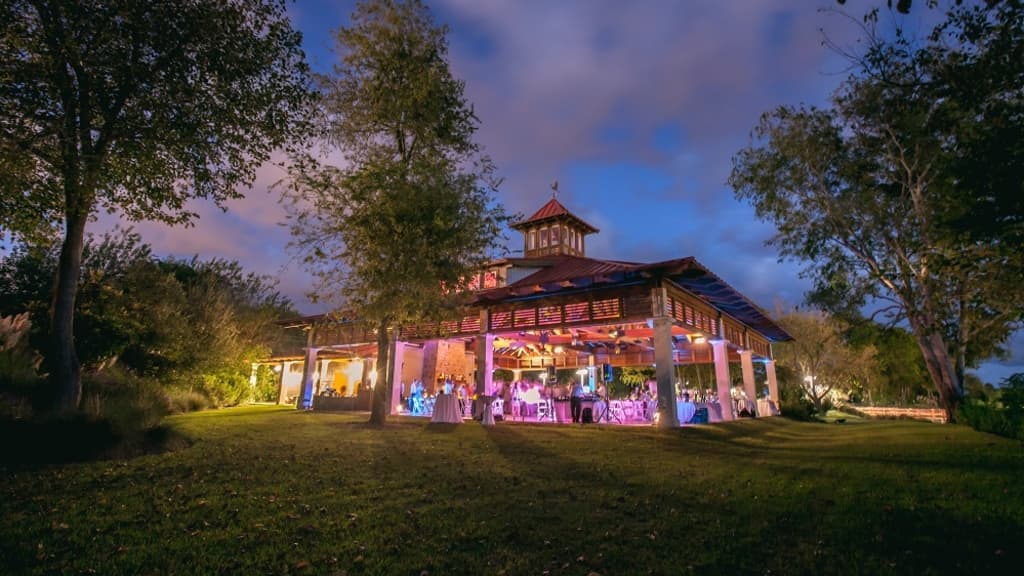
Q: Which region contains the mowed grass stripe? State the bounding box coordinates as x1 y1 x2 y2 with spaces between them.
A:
2 406 1021 575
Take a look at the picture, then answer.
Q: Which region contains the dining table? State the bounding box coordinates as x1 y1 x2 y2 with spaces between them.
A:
430 393 462 424
698 402 723 422
481 395 497 426
757 398 779 416
736 398 756 415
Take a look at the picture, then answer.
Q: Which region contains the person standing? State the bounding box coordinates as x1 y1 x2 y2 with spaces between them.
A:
570 380 584 423
456 383 467 415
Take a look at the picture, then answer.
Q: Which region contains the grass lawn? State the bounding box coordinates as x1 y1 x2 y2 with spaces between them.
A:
2 407 1022 575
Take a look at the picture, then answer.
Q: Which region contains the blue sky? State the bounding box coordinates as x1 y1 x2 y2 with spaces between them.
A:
94 0 1021 384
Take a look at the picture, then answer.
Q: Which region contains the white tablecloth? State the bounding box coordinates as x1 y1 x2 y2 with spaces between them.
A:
554 400 570 422
736 398 756 415
431 394 462 424
614 400 647 421
676 400 696 423
698 402 723 422
757 398 779 416
478 395 496 426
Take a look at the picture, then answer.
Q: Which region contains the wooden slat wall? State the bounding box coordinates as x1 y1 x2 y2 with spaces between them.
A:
665 285 721 337
665 283 775 358
305 282 778 360
486 285 652 332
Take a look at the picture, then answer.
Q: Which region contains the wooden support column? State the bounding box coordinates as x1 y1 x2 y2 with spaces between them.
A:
474 309 493 396
297 326 318 410
766 359 780 414
711 340 734 421
739 350 757 415
653 315 678 427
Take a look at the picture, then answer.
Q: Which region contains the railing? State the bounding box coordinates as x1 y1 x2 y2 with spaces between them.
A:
855 406 947 423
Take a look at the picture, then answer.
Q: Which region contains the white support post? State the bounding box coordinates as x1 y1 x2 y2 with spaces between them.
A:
474 309 493 397
711 340 734 421
739 350 757 416
389 340 404 414
297 330 318 411
766 359 780 415
653 315 678 427
276 362 287 405
249 363 259 404
475 333 494 396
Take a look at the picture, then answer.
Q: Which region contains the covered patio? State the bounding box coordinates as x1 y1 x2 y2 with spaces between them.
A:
274 195 791 427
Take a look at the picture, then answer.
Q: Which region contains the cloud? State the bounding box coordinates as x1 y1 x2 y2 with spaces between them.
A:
92 1 849 316
439 0 855 213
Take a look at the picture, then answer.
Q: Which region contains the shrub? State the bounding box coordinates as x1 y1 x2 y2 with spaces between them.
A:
166 388 211 414
252 364 280 403
958 401 1023 441
999 373 1024 423
957 374 1024 441
0 313 45 415
197 370 251 407
782 396 819 421
82 367 169 435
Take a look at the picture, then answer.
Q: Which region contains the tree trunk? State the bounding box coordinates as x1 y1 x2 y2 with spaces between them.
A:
915 331 961 422
49 206 89 412
368 319 390 425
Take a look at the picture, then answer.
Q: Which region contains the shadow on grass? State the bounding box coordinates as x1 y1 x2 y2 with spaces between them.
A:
0 417 192 470
423 422 461 433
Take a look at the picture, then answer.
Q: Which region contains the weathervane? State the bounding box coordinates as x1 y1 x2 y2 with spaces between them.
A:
551 180 559 199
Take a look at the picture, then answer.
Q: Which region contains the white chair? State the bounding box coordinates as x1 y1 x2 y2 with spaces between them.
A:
609 400 626 422
646 399 657 421
622 402 636 421
537 400 551 421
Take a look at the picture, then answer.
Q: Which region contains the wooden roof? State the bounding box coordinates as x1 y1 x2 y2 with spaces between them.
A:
474 255 792 342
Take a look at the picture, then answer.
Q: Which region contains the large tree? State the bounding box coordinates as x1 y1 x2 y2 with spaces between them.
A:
730 0 1023 420
283 0 510 425
0 0 313 411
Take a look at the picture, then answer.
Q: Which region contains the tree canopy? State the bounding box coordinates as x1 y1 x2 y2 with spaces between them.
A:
0 228 300 408
0 0 313 411
773 308 878 413
730 0 1023 420
283 0 511 424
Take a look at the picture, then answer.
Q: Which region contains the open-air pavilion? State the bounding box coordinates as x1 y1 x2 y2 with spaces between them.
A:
268 195 792 426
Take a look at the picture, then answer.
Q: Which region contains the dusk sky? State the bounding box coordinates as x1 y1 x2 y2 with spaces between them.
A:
94 0 1021 383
